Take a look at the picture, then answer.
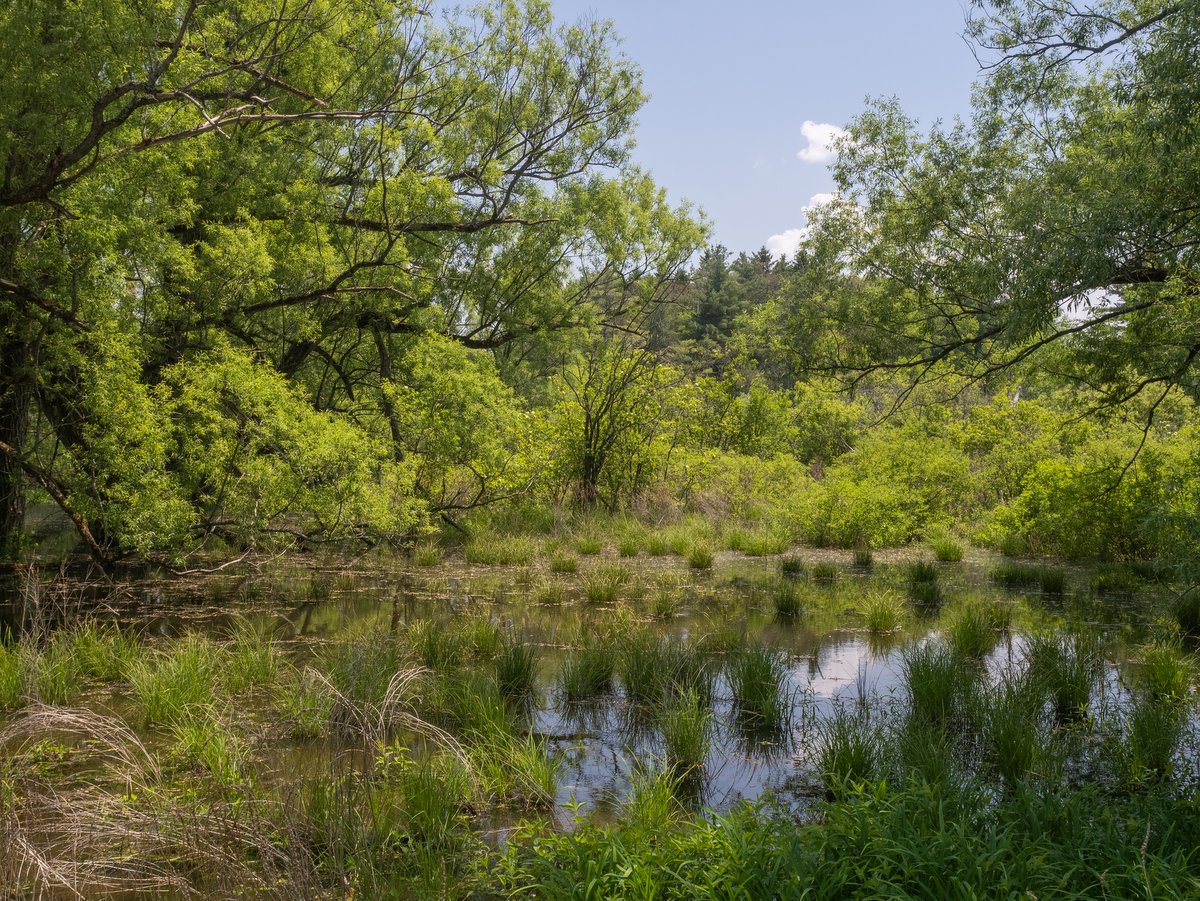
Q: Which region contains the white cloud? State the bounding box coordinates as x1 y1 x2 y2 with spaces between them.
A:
765 193 840 259
796 121 847 164
766 228 809 259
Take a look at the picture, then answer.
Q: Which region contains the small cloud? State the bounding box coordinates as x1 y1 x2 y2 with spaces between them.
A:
766 227 809 259
796 121 847 164
765 193 841 259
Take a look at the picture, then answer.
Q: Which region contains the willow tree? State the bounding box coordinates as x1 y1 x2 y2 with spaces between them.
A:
0 0 701 561
791 0 1199 414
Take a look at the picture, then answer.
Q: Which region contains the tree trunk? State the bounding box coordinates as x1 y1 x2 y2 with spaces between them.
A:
0 342 31 559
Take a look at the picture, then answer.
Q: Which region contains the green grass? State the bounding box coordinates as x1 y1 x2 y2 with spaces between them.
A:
1091 566 1140 598
69 623 142 682
275 669 335 740
852 546 873 568
1171 587 1200 636
130 634 226 726
902 641 973 727
464 533 537 566
906 561 942 609
1135 641 1191 702
1122 696 1184 783
686 543 714 570
991 562 1066 595
984 679 1046 786
225 619 281 692
1025 632 1098 720
548 552 578 574
817 708 880 792
562 641 615 702
862 591 904 634
947 602 1002 660
0 644 24 709
575 536 604 556
779 555 805 577
496 633 537 698
810 562 839 584
408 619 464 672
728 644 790 739
642 534 670 557
617 537 641 558
532 578 567 605
773 579 803 617
412 541 442 567
171 711 247 787
931 537 963 563
659 689 713 775
23 638 84 705
583 563 630 604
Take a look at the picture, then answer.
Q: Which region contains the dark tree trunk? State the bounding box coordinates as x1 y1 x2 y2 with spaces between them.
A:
0 339 31 559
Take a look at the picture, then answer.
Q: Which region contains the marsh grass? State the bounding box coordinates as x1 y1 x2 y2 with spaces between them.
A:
852 546 874 569
862 591 904 634
687 543 715 570
1171 587 1200 637
622 764 686 835
226 619 281 693
1136 641 1192 702
984 678 1046 786
773 580 804 618
618 537 641 558
903 641 973 727
947 602 1003 661
728 644 790 739
642 533 670 557
464 533 537 566
548 553 578 574
69 623 142 682
779 555 805 577
583 563 630 604
650 573 685 619
998 533 1026 557
172 711 247 788
323 631 406 706
469 734 559 810
659 689 712 775
23 638 84 705
1122 696 1184 783
0 645 23 709
532 579 567 606
276 669 336 740
575 536 604 556
728 527 787 557
562 642 615 702
907 561 942 609
810 562 839 584
818 708 880 791
931 537 964 563
1025 632 1099 720
1091 566 1140 598
893 720 956 786
496 634 537 698
991 562 1066 595
460 616 504 660
412 541 442 567
408 619 464 672
130 634 226 726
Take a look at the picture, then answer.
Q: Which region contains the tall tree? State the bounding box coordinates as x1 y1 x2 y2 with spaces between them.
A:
799 0 1200 416
0 0 700 561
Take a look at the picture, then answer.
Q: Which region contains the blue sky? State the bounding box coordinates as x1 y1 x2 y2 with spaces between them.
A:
548 1 984 255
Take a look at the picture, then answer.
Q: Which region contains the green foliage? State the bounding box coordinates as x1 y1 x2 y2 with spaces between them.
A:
130 634 225 726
